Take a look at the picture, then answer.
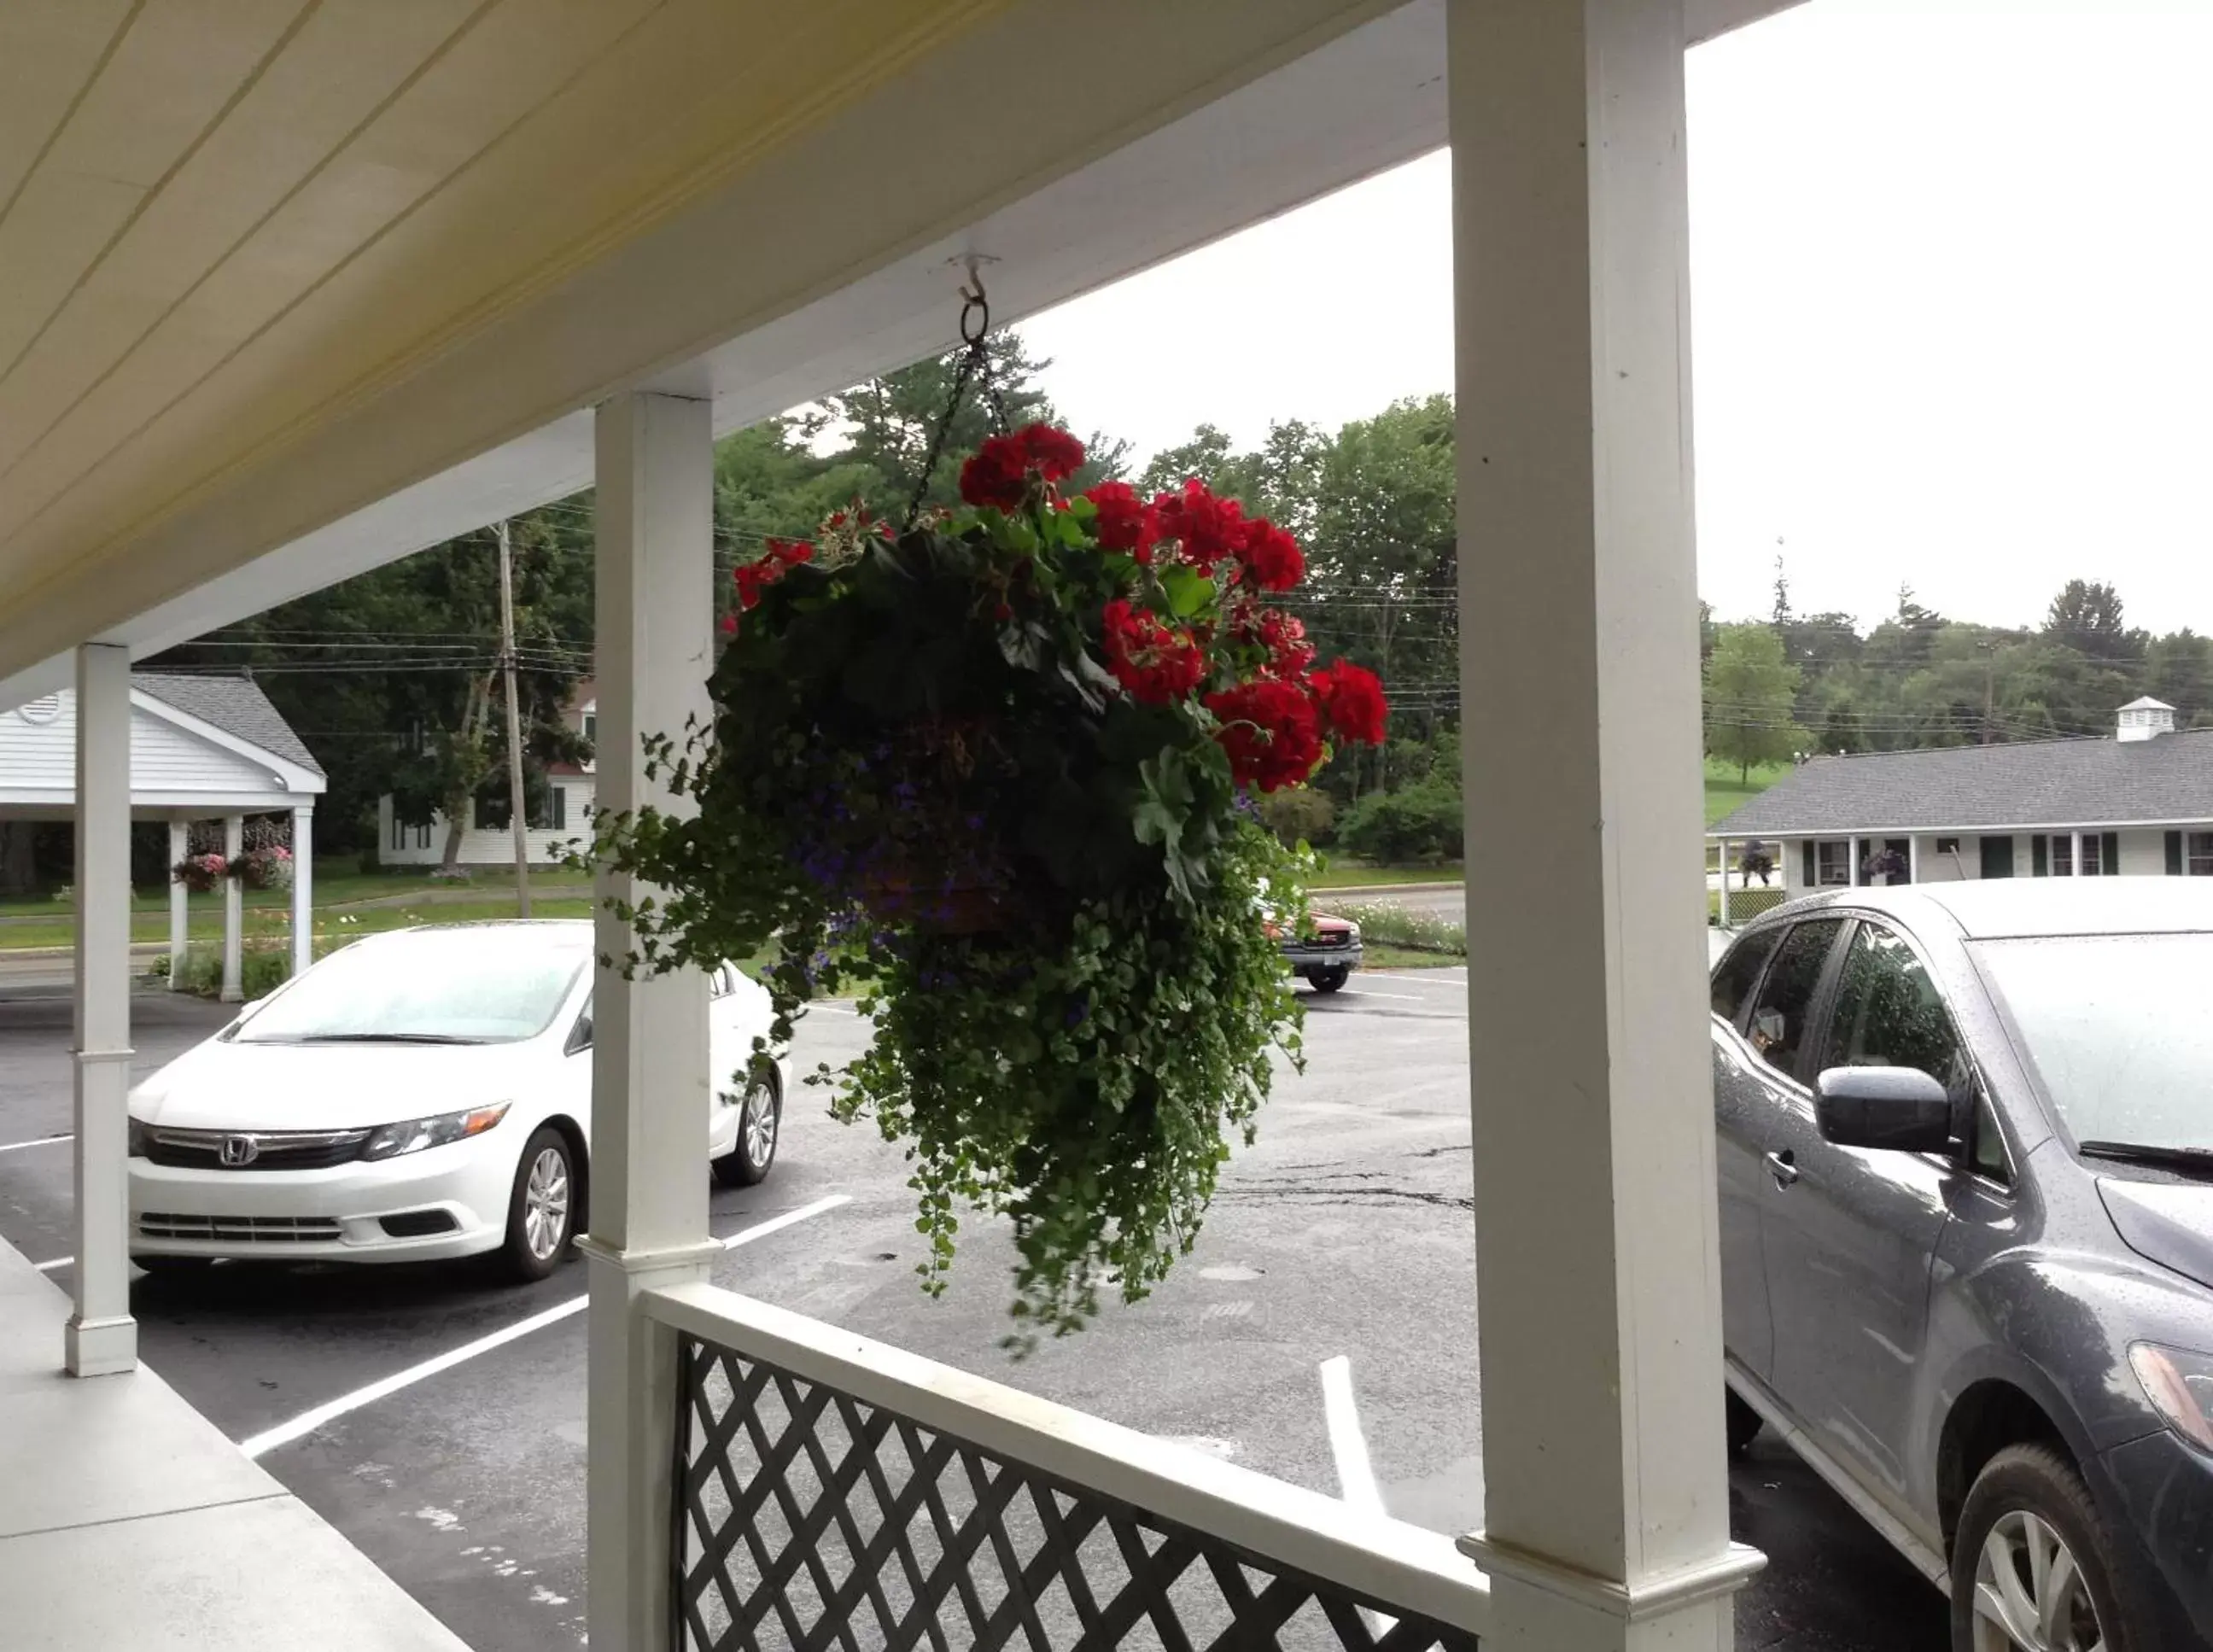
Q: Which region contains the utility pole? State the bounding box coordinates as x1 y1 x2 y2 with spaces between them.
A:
497 518 531 916
1981 641 1997 745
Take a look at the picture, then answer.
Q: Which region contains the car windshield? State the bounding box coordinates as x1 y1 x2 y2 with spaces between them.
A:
1976 932 2213 1152
236 928 589 1045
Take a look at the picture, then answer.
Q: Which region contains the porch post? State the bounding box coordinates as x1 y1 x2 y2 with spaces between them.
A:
2070 827 2083 876
220 814 244 1002
582 388 719 1652
67 643 136 1376
167 819 188 989
1715 839 1729 928
1850 836 1864 885
290 806 313 978
1908 835 1921 886
1448 1 1759 1647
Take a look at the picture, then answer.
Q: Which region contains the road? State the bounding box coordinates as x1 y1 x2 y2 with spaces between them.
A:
0 972 1942 1652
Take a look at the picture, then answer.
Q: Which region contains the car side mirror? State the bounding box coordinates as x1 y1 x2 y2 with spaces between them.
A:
1814 1066 1953 1153
565 1013 593 1056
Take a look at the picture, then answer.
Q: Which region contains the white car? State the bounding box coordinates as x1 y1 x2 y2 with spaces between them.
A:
126 921 789 1281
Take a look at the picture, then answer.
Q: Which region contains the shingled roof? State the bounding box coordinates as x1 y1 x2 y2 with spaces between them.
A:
1710 730 2213 838
134 673 324 778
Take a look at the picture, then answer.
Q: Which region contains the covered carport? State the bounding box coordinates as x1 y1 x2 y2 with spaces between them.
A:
0 1 1794 1646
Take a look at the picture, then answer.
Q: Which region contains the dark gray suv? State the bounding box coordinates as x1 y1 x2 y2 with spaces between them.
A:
1711 880 2213 1652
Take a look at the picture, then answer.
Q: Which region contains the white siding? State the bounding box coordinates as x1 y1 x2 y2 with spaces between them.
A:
1912 836 1976 883
377 779 593 867
2116 828 2168 876
0 692 282 802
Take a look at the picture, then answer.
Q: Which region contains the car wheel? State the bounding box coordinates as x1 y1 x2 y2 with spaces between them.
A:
501 1127 575 1282
712 1072 780 1188
1725 1389 1763 1457
1310 966 1351 995
1951 1443 2149 1652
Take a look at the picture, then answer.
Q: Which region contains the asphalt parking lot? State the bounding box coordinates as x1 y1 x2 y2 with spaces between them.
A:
0 971 1944 1652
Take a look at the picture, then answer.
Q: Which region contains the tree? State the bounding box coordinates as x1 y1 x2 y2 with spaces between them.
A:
2044 579 2145 663
1136 424 1238 498
1703 622 1805 781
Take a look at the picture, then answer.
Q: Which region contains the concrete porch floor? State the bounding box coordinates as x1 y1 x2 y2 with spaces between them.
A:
0 1237 468 1651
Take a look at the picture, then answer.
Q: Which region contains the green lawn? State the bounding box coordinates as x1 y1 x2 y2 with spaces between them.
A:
1703 757 1790 827
1311 860 1464 889
0 859 590 920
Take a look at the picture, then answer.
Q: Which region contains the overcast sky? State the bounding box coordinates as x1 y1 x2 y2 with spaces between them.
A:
1022 0 2213 637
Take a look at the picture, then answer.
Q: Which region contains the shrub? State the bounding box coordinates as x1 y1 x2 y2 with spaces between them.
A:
1254 785 1336 849
156 944 294 1001
1333 902 1466 955
1339 779 1464 864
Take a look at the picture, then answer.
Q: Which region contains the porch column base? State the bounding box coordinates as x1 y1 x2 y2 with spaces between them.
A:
581 1236 721 1649
64 1314 137 1378
1461 1532 1764 1648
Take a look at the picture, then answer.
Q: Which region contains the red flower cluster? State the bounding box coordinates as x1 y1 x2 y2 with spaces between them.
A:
733 536 815 614
1308 659 1389 746
1101 598 1206 705
1235 519 1305 592
1142 478 1303 592
1205 678 1324 793
1229 601 1315 679
959 423 1089 510
1083 481 1160 563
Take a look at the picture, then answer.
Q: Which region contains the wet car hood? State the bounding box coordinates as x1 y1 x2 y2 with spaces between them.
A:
2099 1177 2213 1293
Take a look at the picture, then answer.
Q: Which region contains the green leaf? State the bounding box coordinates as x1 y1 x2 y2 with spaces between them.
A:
1157 563 1214 621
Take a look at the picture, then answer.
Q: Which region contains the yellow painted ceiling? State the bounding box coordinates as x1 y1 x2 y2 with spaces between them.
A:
0 0 1004 605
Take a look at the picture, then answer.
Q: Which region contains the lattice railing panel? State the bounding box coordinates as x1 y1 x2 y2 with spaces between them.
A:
674 1336 1479 1652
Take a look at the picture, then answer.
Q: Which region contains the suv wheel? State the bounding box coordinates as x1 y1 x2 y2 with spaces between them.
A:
1952 1443 2147 1652
1309 966 1350 995
1725 1389 1762 1457
712 1073 780 1188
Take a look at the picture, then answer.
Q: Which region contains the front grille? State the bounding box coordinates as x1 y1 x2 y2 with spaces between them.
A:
138 1213 342 1243
145 1127 371 1170
380 1210 458 1238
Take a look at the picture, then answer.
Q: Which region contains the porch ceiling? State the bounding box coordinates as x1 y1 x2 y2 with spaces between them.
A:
0 0 1799 709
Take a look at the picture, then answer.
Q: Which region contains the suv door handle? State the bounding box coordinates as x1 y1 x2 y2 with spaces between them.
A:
1764 1149 1800 1188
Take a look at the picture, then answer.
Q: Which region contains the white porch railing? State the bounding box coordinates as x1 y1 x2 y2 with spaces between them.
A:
643 1281 1491 1651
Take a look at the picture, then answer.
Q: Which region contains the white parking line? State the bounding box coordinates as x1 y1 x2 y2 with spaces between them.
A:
0 1133 73 1155
1319 1356 1395 1637
240 1194 850 1461
31 1255 71 1272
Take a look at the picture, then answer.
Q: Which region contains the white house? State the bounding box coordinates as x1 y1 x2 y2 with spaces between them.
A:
374 680 593 867
1711 698 2213 917
0 674 324 998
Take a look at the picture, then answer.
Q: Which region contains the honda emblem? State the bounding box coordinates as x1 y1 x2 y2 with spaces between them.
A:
218 1134 260 1168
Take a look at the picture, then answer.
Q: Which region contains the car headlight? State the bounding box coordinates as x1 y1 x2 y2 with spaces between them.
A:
2129 1343 2213 1451
127 1116 152 1158
1345 924 1361 943
360 1104 511 1162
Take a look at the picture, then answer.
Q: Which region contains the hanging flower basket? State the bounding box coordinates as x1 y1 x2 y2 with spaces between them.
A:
172 853 230 894
596 408 1387 1341
236 844 295 892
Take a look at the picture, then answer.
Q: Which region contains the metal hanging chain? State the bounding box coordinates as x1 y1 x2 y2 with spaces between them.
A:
902 280 1009 532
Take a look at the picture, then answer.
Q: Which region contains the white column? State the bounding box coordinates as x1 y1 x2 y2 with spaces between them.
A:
290 807 313 978
167 820 188 989
583 388 719 1652
68 643 136 1376
1449 3 1759 1648
1908 835 1922 886
1716 838 1730 928
1850 836 1864 885
2070 828 2083 877
220 814 244 1002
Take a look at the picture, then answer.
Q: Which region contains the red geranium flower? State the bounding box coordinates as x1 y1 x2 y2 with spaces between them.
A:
959 423 1089 510
1234 518 1305 593
730 536 815 610
1206 677 1324 792
1102 598 1206 705
1150 479 1249 572
1083 481 1160 563
1307 659 1389 746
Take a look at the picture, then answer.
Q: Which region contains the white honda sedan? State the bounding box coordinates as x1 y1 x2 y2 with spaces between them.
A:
126 921 790 1281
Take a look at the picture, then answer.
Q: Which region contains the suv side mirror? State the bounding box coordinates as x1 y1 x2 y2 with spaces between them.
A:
565 1013 593 1056
1814 1066 1953 1153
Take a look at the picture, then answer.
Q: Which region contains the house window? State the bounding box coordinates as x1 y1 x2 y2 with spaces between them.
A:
2079 835 2103 876
1815 839 1852 886
416 823 432 849
390 810 406 852
2192 832 2213 876
1936 837 1960 855
549 787 567 831
581 709 597 746
2051 835 2072 877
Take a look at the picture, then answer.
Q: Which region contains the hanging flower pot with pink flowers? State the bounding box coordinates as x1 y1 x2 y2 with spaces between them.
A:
593 300 1387 1343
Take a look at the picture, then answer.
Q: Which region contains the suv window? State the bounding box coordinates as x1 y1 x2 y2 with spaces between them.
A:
1711 926 1784 1024
1746 919 1843 1081
1816 921 1972 1099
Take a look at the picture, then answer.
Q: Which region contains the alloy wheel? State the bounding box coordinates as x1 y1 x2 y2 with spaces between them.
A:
1972 1509 2105 1652
743 1081 777 1167
522 1146 571 1261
